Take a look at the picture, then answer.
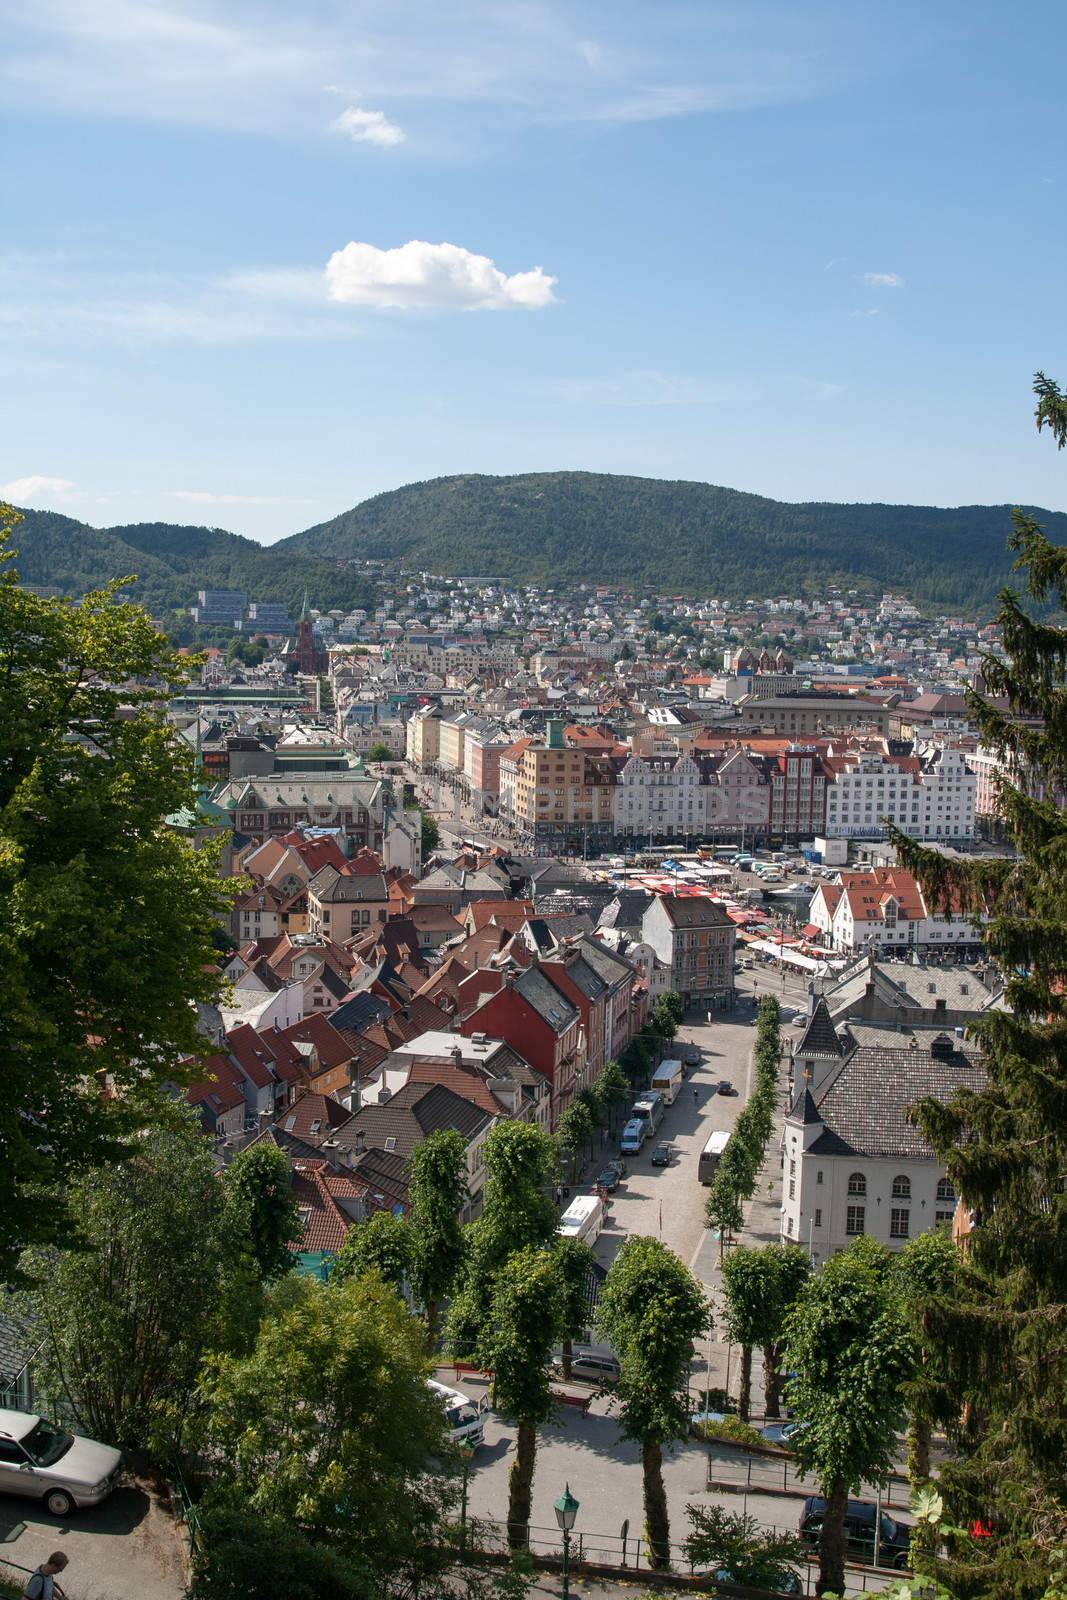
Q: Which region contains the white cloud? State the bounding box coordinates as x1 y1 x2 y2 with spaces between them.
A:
1 474 77 502
332 105 404 147
170 490 316 506
324 239 557 311
863 271 903 288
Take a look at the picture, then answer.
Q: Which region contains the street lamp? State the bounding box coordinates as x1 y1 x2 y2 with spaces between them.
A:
554 1483 580 1600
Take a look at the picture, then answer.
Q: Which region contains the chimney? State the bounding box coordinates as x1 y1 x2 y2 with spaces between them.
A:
354 1127 366 1152
451 1045 464 1066
258 1108 273 1131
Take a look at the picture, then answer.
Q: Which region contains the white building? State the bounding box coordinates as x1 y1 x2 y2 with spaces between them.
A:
808 867 985 955
613 753 704 837
781 1018 984 1262
823 746 976 842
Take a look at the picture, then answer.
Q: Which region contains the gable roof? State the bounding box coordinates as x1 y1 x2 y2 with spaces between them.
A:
802 1035 985 1161
792 998 844 1060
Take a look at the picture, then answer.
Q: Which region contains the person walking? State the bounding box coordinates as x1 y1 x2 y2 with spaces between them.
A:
693 1086 699 1106
22 1553 68 1600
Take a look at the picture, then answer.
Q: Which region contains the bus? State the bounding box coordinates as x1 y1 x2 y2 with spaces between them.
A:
650 1060 684 1105
698 1129 731 1185
558 1194 605 1246
427 1380 485 1449
631 1093 664 1135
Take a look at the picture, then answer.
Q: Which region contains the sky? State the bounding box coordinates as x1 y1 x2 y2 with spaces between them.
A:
1 0 1066 543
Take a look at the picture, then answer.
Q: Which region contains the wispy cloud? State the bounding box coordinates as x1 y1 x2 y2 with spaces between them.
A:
325 239 556 311
331 105 405 147
0 0 838 135
170 489 317 506
1 474 77 502
863 271 903 288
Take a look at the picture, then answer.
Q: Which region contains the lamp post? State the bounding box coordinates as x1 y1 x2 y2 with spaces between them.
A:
554 1483 580 1600
457 1443 475 1557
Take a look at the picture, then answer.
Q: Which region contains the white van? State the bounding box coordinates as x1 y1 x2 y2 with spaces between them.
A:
620 1118 648 1155
558 1193 605 1246
427 1380 485 1449
650 1060 684 1105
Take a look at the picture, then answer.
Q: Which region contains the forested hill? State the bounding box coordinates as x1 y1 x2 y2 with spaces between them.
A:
279 471 1067 611
4 508 375 620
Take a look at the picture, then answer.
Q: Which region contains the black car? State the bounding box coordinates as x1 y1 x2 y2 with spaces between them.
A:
650 1143 672 1167
596 1167 621 1193
717 1080 737 1095
604 1157 627 1179
798 1497 911 1569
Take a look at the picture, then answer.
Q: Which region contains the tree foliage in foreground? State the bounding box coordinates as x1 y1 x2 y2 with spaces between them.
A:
597 1235 711 1569
885 372 1067 1600
0 507 231 1277
782 1238 914 1598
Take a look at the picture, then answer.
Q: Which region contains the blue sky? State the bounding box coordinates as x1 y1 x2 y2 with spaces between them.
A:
1 1 1065 543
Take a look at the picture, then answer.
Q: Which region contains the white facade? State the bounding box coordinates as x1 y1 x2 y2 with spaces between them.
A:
782 1119 959 1263
613 754 703 837
824 747 975 842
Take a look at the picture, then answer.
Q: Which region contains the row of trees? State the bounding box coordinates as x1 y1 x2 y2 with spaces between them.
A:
556 1058 631 1175
618 990 684 1088
704 995 782 1246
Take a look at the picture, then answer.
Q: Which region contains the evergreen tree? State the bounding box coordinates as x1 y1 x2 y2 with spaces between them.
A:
886 373 1067 1598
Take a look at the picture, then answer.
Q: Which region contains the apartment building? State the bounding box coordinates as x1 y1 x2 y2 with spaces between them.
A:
405 704 442 768
613 752 704 838
511 721 615 849
809 867 984 954
641 893 736 1007
761 746 828 839
742 694 890 736
824 747 976 842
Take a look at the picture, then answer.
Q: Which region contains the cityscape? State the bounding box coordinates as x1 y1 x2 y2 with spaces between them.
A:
1 6 1065 1600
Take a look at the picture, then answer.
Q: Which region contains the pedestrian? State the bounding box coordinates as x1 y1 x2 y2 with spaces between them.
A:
693 1087 699 1105
22 1553 68 1600
555 1183 563 1206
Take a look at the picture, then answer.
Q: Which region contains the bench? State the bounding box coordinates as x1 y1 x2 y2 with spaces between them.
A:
552 1390 593 1416
453 1362 493 1382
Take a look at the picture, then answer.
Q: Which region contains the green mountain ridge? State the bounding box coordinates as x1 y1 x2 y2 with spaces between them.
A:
278 470 1067 612
8 471 1067 617
4 507 375 623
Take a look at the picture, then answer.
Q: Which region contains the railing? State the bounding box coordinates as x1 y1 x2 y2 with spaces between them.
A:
705 1448 912 1513
464 1516 904 1594
170 1459 205 1554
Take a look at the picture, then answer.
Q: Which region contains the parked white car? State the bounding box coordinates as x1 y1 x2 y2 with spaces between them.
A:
0 1409 122 1518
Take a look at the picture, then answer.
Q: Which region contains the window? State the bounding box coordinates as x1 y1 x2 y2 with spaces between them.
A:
789 1179 796 1200
935 1210 955 1229
891 1174 911 1199
384 1136 397 1153
847 1172 866 1197
816 1170 824 1185
0 1440 26 1465
936 1177 956 1203
814 1208 822 1228
846 1204 865 1235
890 1207 910 1239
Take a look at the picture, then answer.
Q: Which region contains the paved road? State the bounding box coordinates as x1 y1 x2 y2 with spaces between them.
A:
0 1479 185 1600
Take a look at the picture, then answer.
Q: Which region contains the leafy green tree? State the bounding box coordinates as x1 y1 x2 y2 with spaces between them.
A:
407 1130 468 1349
651 992 683 1041
366 742 395 762
331 1210 412 1295
782 1238 915 1596
24 1113 230 1451
481 1248 566 1550
557 1100 594 1180
682 1503 806 1591
192 1501 377 1600
720 1244 811 1422
197 1271 452 1588
891 1229 960 1487
420 809 441 855
554 1234 596 1382
223 1142 301 1281
446 1122 558 1357
0 509 231 1277
885 373 1067 1600
594 1059 630 1133
597 1236 711 1569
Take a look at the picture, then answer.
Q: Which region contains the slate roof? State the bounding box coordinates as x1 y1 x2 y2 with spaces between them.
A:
792 998 844 1060
598 890 654 932
337 1081 491 1159
656 893 732 928
514 966 579 1033
797 1035 985 1161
